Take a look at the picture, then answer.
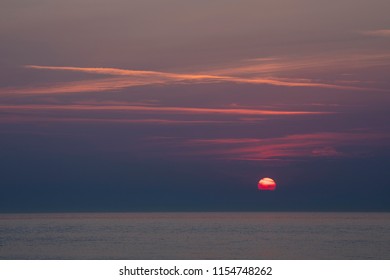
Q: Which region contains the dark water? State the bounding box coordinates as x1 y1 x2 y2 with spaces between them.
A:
0 212 389 259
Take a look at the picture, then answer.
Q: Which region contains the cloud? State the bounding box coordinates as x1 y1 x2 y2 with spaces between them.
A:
25 65 218 80
183 132 388 161
0 102 330 129
0 115 234 125
208 53 390 82
0 104 328 117
360 29 390 37
2 50 388 96
0 57 379 96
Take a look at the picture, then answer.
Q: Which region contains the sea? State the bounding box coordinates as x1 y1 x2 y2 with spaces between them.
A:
0 212 389 259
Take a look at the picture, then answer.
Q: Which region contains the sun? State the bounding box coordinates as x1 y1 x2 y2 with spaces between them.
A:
258 177 276 191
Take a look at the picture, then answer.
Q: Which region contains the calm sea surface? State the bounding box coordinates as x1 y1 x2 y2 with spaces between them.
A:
0 212 389 259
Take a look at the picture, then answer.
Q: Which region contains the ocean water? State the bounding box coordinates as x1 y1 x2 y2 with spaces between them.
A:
0 212 389 259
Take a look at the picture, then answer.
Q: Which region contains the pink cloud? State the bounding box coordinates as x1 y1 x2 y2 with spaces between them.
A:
0 115 234 125
183 132 388 161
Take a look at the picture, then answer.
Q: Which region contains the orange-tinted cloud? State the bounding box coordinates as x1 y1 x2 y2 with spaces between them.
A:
26 64 367 91
2 50 387 96
212 53 390 76
24 65 217 80
360 29 390 37
0 57 379 96
0 104 328 116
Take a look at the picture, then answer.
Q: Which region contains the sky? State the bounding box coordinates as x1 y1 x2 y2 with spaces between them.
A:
1 0 390 212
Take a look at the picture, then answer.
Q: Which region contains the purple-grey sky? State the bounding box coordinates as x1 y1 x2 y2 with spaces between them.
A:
1 0 390 212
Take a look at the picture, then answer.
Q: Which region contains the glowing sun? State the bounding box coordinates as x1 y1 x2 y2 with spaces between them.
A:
258 177 276 191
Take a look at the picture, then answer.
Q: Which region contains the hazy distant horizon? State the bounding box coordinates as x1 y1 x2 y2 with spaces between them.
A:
2 209 390 214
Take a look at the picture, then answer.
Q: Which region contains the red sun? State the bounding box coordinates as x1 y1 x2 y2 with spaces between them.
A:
258 177 276 191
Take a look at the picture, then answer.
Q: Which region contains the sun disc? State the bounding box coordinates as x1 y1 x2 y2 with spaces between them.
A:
258 177 276 191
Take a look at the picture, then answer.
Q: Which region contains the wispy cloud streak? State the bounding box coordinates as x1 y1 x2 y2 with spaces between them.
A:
0 116 234 125
0 58 377 96
221 53 390 72
0 104 328 116
360 29 390 37
183 132 388 161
